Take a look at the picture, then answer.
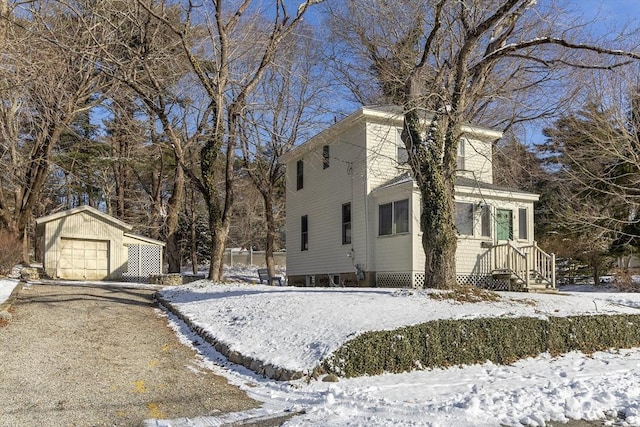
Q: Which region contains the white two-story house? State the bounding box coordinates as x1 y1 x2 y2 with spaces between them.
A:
280 106 555 290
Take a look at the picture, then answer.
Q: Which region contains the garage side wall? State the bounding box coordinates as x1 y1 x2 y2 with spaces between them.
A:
42 211 126 280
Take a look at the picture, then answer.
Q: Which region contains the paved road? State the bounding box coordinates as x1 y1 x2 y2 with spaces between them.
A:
0 283 259 426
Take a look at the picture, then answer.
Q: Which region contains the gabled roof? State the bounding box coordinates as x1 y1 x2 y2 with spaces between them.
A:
279 105 503 164
375 172 413 191
35 205 134 231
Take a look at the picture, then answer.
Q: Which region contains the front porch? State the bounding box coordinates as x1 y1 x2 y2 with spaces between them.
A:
490 241 556 292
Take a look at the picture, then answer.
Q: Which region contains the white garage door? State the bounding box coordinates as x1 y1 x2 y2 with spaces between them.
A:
59 238 109 280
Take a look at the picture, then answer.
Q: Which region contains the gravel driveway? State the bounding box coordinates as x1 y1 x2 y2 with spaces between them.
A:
0 282 259 426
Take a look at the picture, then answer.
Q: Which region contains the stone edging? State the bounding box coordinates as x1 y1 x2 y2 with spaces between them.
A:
154 292 306 382
0 281 25 320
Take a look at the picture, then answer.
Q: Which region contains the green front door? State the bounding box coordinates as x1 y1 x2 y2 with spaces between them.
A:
496 209 513 241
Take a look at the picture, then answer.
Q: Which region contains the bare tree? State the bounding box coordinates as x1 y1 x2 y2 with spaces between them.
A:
326 0 640 289
78 0 198 273
538 68 640 280
240 26 328 277
0 0 8 47
0 1 108 261
142 0 325 281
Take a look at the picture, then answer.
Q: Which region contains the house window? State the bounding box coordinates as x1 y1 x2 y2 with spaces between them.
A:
457 140 465 170
518 208 528 240
296 160 304 190
301 215 308 251
481 204 491 238
455 202 474 236
396 128 409 164
496 209 513 240
342 203 351 245
379 199 409 236
395 199 409 233
323 145 330 169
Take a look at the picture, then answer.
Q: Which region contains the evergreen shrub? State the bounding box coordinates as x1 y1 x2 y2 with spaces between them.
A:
322 315 640 377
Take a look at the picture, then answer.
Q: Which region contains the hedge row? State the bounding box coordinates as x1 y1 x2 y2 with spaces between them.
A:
322 315 640 378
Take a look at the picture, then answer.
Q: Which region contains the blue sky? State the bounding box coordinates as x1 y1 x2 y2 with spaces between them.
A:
564 0 639 36
572 0 639 22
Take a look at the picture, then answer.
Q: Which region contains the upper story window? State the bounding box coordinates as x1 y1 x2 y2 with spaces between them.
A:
379 199 409 236
396 128 409 164
323 145 330 169
518 208 528 240
342 203 351 245
296 159 304 190
457 140 465 170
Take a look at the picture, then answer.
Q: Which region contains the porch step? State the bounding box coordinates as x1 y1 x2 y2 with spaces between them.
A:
491 269 556 292
491 269 516 280
526 284 558 294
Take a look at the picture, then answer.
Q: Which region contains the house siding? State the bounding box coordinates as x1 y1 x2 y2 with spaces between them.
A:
285 126 369 279
459 136 493 184
365 121 405 192
412 190 425 275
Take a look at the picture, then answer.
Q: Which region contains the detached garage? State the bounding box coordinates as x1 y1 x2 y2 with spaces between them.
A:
36 205 165 281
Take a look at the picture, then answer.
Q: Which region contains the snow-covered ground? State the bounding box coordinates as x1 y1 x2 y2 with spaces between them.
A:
0 278 20 306
5 265 640 426
148 266 640 427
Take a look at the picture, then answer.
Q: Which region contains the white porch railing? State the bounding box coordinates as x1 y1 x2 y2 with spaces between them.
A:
492 241 530 288
491 241 556 289
520 242 556 288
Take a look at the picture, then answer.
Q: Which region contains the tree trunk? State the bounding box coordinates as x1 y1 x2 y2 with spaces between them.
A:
208 218 230 282
404 109 458 289
418 183 457 289
149 163 163 241
202 134 224 281
190 205 198 274
203 108 239 282
0 0 7 48
262 189 277 277
14 125 66 264
165 163 184 273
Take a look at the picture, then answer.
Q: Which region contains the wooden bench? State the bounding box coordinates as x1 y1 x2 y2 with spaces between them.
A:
258 268 283 286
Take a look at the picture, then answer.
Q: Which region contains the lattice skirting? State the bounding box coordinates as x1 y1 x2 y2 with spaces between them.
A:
123 244 162 282
376 272 502 289
457 274 511 290
376 272 425 288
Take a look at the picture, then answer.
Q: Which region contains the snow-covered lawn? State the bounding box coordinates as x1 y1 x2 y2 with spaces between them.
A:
149 267 640 427
158 281 640 374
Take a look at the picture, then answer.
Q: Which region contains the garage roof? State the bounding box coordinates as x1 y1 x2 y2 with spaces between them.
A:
35 205 133 231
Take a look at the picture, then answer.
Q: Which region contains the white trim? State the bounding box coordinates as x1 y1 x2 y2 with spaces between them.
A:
123 233 166 247
455 184 539 202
